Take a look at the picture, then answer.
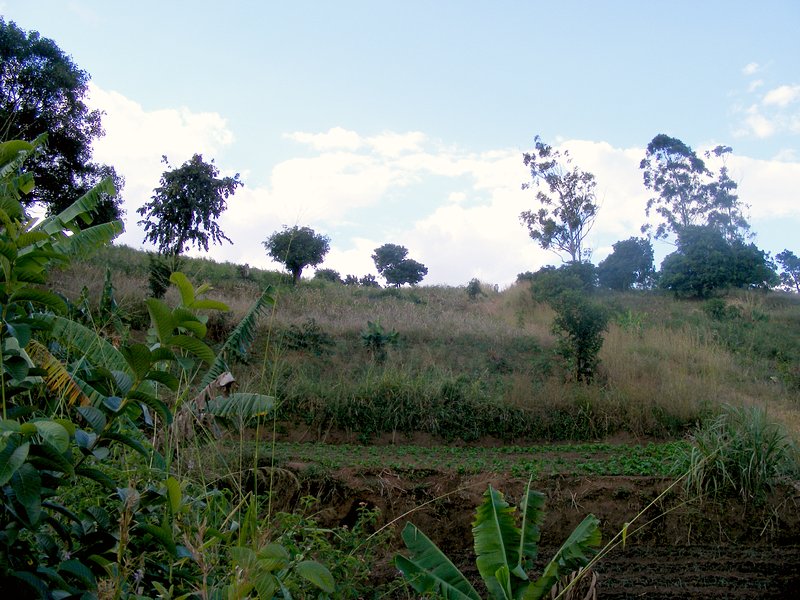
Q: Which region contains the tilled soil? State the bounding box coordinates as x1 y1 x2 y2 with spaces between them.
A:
270 463 800 598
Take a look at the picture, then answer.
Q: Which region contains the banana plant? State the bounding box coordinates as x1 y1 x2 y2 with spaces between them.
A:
395 479 601 599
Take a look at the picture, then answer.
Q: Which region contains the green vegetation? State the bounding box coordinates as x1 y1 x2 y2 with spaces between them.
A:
395 479 600 599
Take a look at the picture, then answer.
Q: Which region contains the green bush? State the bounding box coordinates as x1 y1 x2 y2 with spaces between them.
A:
551 292 609 382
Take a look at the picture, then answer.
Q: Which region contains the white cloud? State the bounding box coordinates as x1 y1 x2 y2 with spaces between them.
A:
87 85 800 285
763 84 800 107
748 79 764 92
284 127 362 151
86 84 237 249
742 62 760 76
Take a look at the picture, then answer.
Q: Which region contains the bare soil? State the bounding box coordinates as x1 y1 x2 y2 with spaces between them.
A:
263 440 800 598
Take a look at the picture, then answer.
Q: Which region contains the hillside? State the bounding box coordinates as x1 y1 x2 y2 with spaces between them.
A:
46 244 800 597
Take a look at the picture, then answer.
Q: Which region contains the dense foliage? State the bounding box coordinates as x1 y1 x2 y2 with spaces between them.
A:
0 19 123 222
372 243 428 287
659 225 777 298
598 237 655 291
264 225 331 284
138 154 242 257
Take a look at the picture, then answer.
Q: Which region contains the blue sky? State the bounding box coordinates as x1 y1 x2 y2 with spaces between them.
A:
4 1 800 285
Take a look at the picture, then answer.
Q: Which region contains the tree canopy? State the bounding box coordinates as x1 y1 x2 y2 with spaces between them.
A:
137 154 242 257
775 249 800 293
597 237 655 291
372 243 428 287
264 225 331 284
640 134 749 241
520 136 598 263
659 225 776 298
0 18 123 222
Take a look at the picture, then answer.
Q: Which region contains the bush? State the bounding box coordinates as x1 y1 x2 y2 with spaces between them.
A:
529 262 597 303
551 292 609 383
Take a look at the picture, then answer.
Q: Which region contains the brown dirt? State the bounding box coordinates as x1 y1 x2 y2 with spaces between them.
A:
268 463 800 598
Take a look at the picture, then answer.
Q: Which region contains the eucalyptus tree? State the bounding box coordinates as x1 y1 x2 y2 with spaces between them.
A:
640 134 749 241
520 136 598 263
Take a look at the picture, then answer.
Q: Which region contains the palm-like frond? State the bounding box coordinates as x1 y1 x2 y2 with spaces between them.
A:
201 286 275 387
516 483 546 576
473 485 520 598
39 314 130 376
38 177 116 234
206 393 274 420
55 220 124 257
523 515 601 600
395 523 481 599
26 339 90 406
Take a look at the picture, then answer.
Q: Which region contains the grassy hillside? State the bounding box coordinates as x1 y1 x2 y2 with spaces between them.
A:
52 244 800 442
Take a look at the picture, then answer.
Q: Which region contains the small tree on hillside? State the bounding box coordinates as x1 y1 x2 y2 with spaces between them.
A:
520 136 599 263
775 250 800 293
138 154 241 296
138 154 241 257
598 237 655 291
372 243 428 287
264 225 330 284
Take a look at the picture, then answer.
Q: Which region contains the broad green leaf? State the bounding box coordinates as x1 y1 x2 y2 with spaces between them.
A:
39 176 116 233
0 437 29 485
170 335 214 364
253 573 278 598
75 466 116 490
59 559 97 589
396 522 480 599
169 271 195 307
144 369 180 391
12 462 42 525
190 298 229 311
33 420 70 453
230 546 258 571
295 560 335 593
523 514 601 600
9 288 67 314
516 482 546 576
473 486 520 598
146 298 175 344
128 390 172 425
120 344 153 379
206 393 274 420
166 476 182 514
77 406 106 433
59 220 124 257
139 523 176 556
257 543 290 571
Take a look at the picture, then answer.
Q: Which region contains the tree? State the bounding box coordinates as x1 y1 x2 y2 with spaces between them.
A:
138 154 241 257
372 243 428 287
263 225 331 284
313 268 342 283
659 225 776 298
0 19 123 222
597 237 655 291
640 134 749 240
552 291 609 383
520 136 598 263
775 250 800 293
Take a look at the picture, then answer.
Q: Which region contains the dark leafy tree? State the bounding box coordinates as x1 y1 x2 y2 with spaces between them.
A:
0 19 123 221
597 237 655 291
528 262 597 304
372 243 428 287
138 154 241 257
313 268 342 283
359 274 381 288
640 134 749 240
520 136 598 263
344 274 360 286
552 291 609 383
775 250 800 293
264 225 331 284
659 225 777 298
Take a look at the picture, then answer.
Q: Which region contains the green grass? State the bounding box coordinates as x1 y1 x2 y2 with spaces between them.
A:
222 440 690 479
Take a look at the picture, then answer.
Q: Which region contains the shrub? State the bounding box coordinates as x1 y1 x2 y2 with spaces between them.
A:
551 292 609 382
529 262 597 303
